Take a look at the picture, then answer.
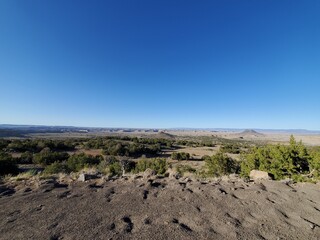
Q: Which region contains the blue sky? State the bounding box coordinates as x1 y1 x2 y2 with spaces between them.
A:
0 1 319 129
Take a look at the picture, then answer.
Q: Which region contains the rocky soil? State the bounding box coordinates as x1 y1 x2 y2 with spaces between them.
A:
0 175 320 240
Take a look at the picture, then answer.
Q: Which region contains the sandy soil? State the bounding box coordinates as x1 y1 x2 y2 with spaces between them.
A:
165 146 219 160
1 176 319 240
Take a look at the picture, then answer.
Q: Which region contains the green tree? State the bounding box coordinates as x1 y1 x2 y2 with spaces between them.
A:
135 158 167 174
33 151 69 166
67 153 102 172
43 162 70 174
240 136 310 180
205 151 239 177
0 152 18 176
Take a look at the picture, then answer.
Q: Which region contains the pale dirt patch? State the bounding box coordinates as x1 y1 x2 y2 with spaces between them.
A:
167 146 219 160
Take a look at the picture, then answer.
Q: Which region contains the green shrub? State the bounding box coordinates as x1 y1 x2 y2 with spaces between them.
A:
67 153 102 172
309 150 320 178
171 152 190 160
18 151 33 164
205 151 239 177
240 136 310 180
221 144 241 154
0 152 19 176
176 164 196 176
43 162 70 174
201 155 211 161
33 151 69 166
135 158 167 175
108 162 122 176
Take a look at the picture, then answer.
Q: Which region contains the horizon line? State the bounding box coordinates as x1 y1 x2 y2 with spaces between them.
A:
0 123 319 132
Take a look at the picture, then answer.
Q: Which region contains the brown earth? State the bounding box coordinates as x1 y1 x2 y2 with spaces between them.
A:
0 176 319 240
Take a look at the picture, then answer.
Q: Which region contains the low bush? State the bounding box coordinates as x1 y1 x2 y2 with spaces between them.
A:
108 162 122 176
43 162 70 174
240 136 310 180
67 153 103 172
309 150 320 178
220 144 241 154
171 152 190 161
135 158 167 175
176 164 196 176
33 151 69 166
18 151 33 164
205 151 239 177
0 152 19 176
12 169 38 180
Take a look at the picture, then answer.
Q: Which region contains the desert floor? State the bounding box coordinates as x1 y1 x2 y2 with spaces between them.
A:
1 176 319 240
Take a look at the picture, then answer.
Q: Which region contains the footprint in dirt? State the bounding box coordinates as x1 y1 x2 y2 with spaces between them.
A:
122 216 134 233
195 206 201 212
49 234 61 240
143 190 149 200
218 188 228 195
105 187 115 202
0 186 15 197
107 222 116 231
56 190 71 199
172 218 193 232
144 218 152 224
7 210 21 223
31 204 44 213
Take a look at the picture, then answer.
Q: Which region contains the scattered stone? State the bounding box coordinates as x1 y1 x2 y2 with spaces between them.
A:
56 190 71 199
280 178 294 185
78 173 98 182
143 169 156 179
23 187 32 193
144 218 151 224
249 170 272 181
166 168 181 179
132 175 143 180
107 223 116 230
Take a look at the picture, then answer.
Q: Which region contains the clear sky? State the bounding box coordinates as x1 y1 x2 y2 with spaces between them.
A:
0 1 319 130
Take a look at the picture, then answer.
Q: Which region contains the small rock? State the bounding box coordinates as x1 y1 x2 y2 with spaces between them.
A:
143 169 156 179
249 170 272 181
280 178 293 185
172 218 179 224
144 218 151 224
78 173 87 182
107 223 116 230
78 173 98 182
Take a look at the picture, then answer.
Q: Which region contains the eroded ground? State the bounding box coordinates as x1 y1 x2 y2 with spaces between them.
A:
1 176 319 240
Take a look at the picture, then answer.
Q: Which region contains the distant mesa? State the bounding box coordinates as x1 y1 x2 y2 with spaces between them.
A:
157 131 175 139
237 129 265 138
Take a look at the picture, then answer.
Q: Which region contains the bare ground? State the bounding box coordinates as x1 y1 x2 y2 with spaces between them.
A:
1 176 320 240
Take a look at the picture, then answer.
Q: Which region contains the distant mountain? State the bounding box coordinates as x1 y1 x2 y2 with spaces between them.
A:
242 129 264 135
235 129 265 138
156 131 175 139
0 124 319 138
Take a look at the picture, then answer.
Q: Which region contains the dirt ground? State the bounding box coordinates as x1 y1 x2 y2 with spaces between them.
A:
1 176 319 240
